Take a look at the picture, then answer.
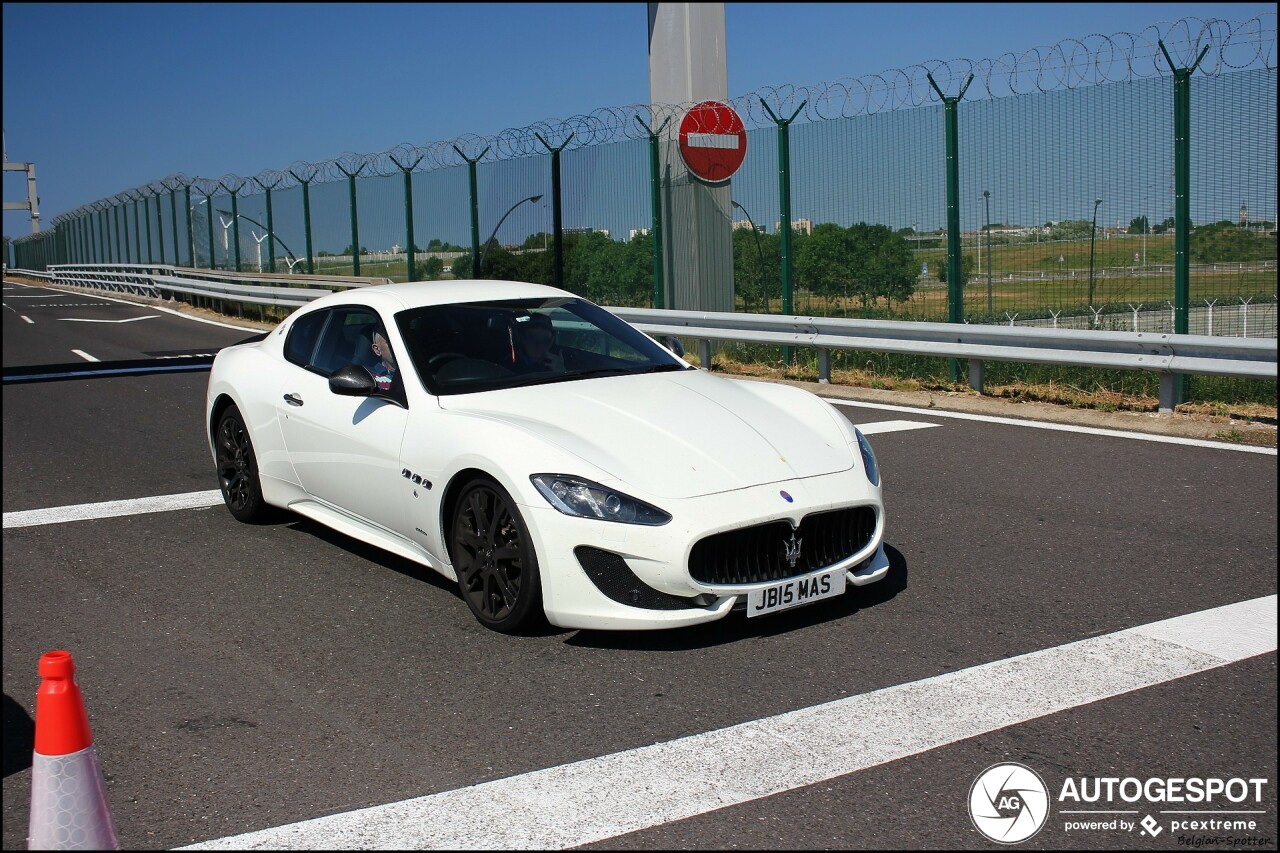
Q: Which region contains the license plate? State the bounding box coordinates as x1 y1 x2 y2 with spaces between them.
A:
746 569 846 618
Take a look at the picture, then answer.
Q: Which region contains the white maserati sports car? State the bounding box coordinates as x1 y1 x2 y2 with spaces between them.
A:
206 281 888 632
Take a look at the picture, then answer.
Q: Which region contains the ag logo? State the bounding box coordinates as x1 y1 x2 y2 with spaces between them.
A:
969 763 1050 844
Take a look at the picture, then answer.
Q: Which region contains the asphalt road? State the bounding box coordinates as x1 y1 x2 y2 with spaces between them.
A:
3 278 1276 850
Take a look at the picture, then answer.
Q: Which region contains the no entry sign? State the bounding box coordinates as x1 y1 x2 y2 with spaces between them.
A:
678 101 747 183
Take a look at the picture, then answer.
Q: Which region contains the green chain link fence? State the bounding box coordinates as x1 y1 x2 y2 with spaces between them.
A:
9 15 1276 400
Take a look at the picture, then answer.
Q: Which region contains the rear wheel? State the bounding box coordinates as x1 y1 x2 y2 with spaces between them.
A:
214 405 272 523
450 477 543 633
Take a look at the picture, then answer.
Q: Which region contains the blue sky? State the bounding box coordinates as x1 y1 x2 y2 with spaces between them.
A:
2 2 1274 237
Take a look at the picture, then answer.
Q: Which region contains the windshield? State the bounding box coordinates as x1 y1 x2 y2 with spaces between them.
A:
395 297 689 396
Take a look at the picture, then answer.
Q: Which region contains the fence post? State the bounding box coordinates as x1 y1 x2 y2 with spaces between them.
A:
635 115 671 309
452 145 489 279
143 190 154 263
131 192 142 263
150 188 163 265
928 71 974 384
334 162 366 275
113 202 123 263
390 152 424 281
253 176 282 273
1159 40 1210 408
219 181 244 273
96 206 106 263
288 169 316 274
204 191 216 270
535 132 574 291
760 99 807 365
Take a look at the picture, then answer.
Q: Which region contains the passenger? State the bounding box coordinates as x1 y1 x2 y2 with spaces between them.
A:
369 331 398 391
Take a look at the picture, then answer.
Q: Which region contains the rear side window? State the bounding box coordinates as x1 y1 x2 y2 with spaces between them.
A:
284 310 328 367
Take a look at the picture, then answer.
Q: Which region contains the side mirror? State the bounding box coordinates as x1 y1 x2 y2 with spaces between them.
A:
659 335 685 357
329 364 376 396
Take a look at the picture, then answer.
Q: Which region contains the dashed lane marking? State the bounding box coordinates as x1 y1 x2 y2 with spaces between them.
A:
71 349 99 362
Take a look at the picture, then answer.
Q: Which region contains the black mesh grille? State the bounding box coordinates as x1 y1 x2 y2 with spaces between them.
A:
575 546 702 611
688 506 877 585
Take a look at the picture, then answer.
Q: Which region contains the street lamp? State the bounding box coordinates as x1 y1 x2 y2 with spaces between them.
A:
731 200 768 311
479 194 542 273
1088 198 1103 307
983 190 992 313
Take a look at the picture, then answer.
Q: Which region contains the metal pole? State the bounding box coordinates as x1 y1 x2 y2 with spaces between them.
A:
391 153 424 281
144 192 154 263
452 146 488 279
1159 40 1209 406
983 190 992 314
205 193 216 270
532 133 573 290
334 163 365 275
132 194 142 263
113 203 123 263
1088 198 1102 308
253 177 281 273
220 184 242 272
928 73 973 382
288 170 316 274
636 116 670 309
761 100 806 364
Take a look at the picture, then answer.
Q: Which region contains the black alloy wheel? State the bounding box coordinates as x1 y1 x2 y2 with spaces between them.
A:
215 405 272 523
451 477 543 632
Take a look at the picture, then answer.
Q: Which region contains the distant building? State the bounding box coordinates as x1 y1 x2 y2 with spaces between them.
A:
774 218 813 235
731 220 763 233
629 227 651 240
564 227 610 238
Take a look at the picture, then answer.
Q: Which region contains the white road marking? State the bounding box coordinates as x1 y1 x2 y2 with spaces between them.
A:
36 284 264 331
71 349 100 362
2 293 69 297
181 595 1276 851
825 398 1277 455
854 419 940 435
21 315 34 324
3 490 223 529
58 314 160 323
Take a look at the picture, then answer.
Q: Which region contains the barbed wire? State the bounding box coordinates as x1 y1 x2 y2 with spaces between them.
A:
40 13 1276 232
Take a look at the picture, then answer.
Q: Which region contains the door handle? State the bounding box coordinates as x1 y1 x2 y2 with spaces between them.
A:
283 393 304 407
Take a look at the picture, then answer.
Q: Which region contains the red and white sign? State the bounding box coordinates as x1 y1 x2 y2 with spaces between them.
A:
678 101 747 184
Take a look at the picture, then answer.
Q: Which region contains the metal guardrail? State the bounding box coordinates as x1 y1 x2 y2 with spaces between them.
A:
15 266 1277 413
610 307 1277 412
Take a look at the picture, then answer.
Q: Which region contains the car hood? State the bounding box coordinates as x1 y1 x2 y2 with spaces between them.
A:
439 370 853 499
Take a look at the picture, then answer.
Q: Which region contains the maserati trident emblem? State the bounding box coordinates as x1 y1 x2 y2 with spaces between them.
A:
783 530 803 569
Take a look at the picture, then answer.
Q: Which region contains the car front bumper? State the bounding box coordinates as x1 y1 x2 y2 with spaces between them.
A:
518 467 887 631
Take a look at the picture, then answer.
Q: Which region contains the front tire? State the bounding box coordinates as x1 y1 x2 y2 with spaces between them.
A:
215 404 272 524
451 477 543 633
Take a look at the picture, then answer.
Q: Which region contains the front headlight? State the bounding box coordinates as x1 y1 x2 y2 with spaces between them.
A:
854 427 880 486
531 475 671 525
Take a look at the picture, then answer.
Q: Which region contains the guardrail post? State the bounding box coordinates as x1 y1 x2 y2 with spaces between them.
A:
1158 372 1177 414
1159 40 1209 409
928 72 974 385
535 133 574 291
818 348 831 384
969 358 984 393
635 115 671 309
699 339 712 370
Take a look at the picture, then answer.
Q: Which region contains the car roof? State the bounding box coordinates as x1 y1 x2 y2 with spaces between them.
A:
307 280 577 315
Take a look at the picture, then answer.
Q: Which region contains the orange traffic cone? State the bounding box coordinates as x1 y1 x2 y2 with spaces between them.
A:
27 650 119 850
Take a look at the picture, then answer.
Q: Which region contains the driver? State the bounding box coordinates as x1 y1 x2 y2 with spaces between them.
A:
513 313 564 373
